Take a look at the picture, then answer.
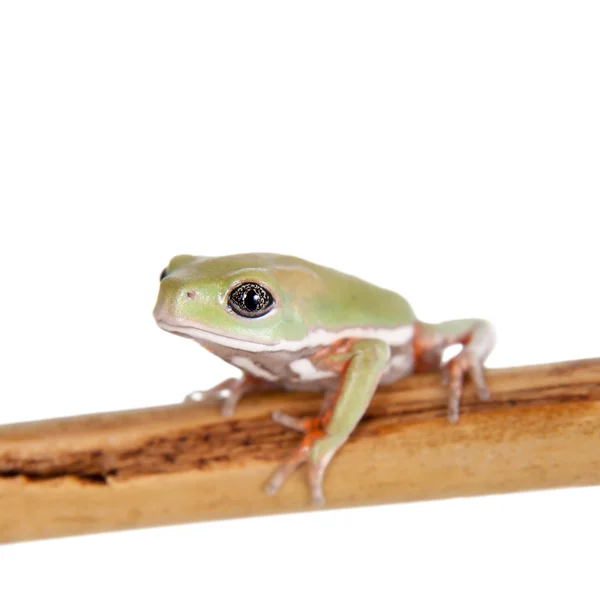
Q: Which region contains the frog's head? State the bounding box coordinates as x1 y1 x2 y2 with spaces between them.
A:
153 253 324 350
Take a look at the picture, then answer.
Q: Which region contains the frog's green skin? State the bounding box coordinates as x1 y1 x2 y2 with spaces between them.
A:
153 253 495 504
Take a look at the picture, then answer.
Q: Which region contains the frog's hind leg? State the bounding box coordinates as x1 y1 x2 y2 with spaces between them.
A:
265 338 390 505
414 319 495 423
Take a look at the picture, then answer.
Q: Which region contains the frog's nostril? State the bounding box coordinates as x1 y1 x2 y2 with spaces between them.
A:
186 290 196 299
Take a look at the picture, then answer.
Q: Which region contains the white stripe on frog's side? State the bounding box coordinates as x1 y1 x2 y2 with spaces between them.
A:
156 319 414 354
290 358 334 381
230 356 279 381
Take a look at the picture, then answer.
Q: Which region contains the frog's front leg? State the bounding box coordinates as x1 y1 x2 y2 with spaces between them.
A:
265 338 390 505
184 374 275 417
414 319 495 423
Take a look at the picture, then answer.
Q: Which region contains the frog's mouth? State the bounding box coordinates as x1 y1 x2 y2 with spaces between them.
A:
155 313 415 354
154 316 277 352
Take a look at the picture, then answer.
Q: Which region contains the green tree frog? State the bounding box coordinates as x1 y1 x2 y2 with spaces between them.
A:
154 253 494 504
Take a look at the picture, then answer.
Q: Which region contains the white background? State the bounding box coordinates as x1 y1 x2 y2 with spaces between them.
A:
1 2 599 599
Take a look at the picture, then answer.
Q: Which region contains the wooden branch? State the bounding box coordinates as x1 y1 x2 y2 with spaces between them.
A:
1 358 599 544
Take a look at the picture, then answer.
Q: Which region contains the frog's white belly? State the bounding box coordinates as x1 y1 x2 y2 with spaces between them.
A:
229 355 337 389
285 353 412 381
212 327 415 391
289 358 333 381
229 356 280 381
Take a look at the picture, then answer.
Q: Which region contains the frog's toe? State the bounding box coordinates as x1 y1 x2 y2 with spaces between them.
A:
271 410 317 433
220 394 240 418
443 351 491 422
264 443 311 495
183 389 225 406
307 458 328 506
183 390 205 403
470 360 491 401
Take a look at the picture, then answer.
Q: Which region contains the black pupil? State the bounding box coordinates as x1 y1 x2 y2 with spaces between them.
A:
229 283 273 317
244 291 260 311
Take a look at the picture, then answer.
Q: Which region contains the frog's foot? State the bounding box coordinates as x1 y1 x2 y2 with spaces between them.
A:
442 350 490 423
185 375 278 417
184 377 246 417
266 340 389 504
266 411 343 505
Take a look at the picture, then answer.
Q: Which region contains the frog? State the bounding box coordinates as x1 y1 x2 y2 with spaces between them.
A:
153 253 495 504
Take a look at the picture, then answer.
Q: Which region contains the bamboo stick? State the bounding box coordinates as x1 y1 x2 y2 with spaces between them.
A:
1 358 599 544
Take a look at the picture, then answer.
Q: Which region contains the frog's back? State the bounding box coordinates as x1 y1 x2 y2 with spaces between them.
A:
294 256 417 331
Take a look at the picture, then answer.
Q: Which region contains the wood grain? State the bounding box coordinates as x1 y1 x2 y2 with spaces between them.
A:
1 358 599 544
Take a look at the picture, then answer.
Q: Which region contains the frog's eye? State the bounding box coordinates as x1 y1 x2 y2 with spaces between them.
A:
228 282 275 318
160 268 168 282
